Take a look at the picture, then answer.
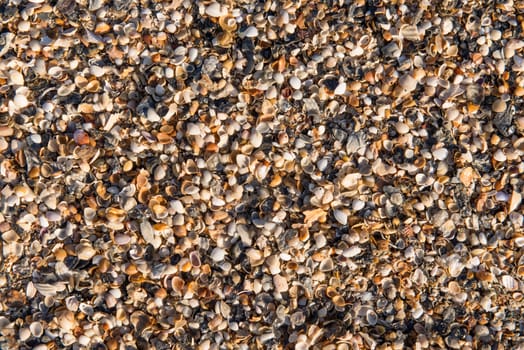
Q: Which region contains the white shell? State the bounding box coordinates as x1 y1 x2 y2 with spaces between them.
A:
341 173 361 189
343 246 361 258
395 122 410 134
210 247 226 262
76 242 96 260
333 209 348 225
9 70 24 85
334 82 347 95
186 123 201 136
140 220 161 248
19 328 31 342
352 199 365 211
243 26 259 38
501 275 518 291
29 322 43 337
250 130 263 148
289 76 301 90
34 282 67 297
14 94 29 108
432 148 448 160
205 2 223 17
448 257 464 278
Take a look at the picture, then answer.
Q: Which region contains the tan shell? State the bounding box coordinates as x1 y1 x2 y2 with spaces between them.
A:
492 99 507 113
219 15 238 32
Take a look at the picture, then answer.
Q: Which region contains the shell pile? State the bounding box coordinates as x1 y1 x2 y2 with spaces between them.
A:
0 0 524 349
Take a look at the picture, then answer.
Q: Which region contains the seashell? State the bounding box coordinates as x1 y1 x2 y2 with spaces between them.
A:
114 233 131 245
333 209 348 225
514 236 524 247
400 24 421 41
130 311 151 335
106 207 126 222
334 82 346 95
266 255 281 275
466 15 480 33
395 122 410 134
76 241 96 260
398 74 417 92
493 149 506 162
95 22 111 34
0 126 13 137
343 246 361 258
78 103 94 114
242 26 258 38
319 257 334 272
210 247 226 262
205 2 223 17
439 84 464 100
14 94 29 108
216 32 233 47
219 15 237 32
492 99 507 113
140 220 161 249
412 304 424 319
381 41 401 58
358 35 371 48
432 148 449 160
412 268 427 286
448 257 464 278
89 65 105 77
352 199 365 211
459 167 477 187
349 46 364 57
501 275 518 291
246 249 264 266
189 251 201 267
289 76 301 90
341 173 361 189
332 295 346 307
29 322 43 337
303 208 327 225
476 271 494 282
19 327 31 342
105 292 117 308
273 274 288 293
46 211 61 222
186 123 201 136
9 70 24 85
255 162 270 181
171 276 185 293
250 130 263 148
57 310 78 332
152 204 168 219
85 80 100 92
448 281 461 295
366 310 378 325
441 18 454 35
34 282 67 297
509 191 522 213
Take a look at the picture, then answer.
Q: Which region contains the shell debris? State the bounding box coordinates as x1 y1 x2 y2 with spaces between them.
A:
0 0 523 349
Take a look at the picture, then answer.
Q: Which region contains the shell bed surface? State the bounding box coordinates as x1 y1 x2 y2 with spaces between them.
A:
0 0 524 349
